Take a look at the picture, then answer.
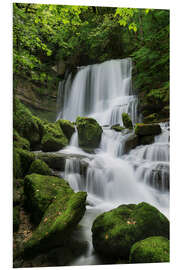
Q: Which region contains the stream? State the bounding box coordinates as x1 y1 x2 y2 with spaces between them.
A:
55 58 169 265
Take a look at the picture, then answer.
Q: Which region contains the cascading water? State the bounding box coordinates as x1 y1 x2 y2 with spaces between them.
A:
56 58 138 126
56 59 169 265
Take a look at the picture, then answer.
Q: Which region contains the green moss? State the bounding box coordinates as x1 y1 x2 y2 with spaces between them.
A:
22 191 87 259
76 117 103 149
28 159 52 176
129 236 169 263
13 98 42 148
57 119 75 141
134 123 161 136
13 206 20 232
111 125 125 132
16 148 35 177
92 202 169 260
24 174 72 225
13 129 30 151
13 148 23 179
122 113 133 129
41 122 68 152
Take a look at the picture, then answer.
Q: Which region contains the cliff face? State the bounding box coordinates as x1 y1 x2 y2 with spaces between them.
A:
14 76 59 122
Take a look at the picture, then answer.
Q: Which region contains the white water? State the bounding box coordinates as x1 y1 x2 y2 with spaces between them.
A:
56 58 138 126
56 59 169 265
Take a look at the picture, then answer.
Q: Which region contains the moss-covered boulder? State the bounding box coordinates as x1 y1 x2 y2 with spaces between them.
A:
135 123 161 136
13 148 23 179
41 122 68 152
28 159 52 176
24 174 72 225
15 148 35 177
13 98 42 148
57 119 75 141
13 129 30 151
22 190 87 259
76 117 103 150
129 236 169 263
13 206 20 232
124 134 139 153
111 125 125 132
92 202 169 260
122 113 133 129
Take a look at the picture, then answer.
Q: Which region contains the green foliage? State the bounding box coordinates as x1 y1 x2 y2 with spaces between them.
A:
13 4 169 111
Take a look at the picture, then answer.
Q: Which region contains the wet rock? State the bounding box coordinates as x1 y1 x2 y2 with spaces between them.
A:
124 134 139 153
135 123 161 136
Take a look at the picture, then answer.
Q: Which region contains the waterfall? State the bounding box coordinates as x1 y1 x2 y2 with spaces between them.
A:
56 58 138 126
56 59 169 266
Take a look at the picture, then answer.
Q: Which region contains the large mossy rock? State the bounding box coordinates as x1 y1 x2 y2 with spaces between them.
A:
57 119 75 141
129 236 169 263
41 122 68 152
135 123 161 136
28 159 52 176
22 180 87 259
24 174 71 225
15 148 35 177
13 129 30 151
13 98 42 149
13 148 35 178
76 117 103 150
122 113 133 129
92 202 169 260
